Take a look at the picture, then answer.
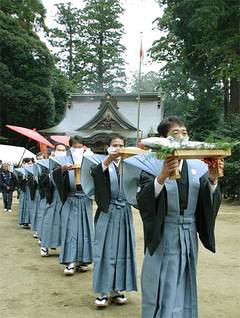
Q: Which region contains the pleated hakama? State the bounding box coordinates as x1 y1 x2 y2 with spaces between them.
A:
18 187 31 225
29 189 41 232
40 189 62 248
141 216 198 318
93 200 137 294
59 192 93 264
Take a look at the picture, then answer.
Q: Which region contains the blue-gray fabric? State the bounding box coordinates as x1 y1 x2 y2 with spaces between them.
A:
140 159 207 318
18 186 31 225
93 162 137 293
59 191 94 264
35 197 47 239
123 152 163 206
18 190 26 224
40 188 62 248
81 154 106 199
29 189 41 232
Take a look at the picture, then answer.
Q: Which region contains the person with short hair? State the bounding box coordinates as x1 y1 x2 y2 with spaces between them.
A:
84 134 137 308
0 163 17 212
136 116 223 318
39 143 66 256
52 136 94 275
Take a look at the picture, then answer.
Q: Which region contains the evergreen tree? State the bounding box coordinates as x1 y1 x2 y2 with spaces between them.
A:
81 0 126 92
48 2 84 88
130 71 161 93
0 4 55 134
151 0 240 115
0 1 73 136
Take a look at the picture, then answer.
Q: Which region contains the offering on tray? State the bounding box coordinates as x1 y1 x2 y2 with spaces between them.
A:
140 136 231 180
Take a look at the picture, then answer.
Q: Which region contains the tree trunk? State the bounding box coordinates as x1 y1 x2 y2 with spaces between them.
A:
97 32 104 93
68 26 73 79
230 77 240 114
223 77 230 119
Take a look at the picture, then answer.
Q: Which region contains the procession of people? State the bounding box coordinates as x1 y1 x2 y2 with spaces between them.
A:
0 117 224 318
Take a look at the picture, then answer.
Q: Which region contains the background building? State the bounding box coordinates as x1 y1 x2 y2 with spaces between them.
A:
41 93 163 152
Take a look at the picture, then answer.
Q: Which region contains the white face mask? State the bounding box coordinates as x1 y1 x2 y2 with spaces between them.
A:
55 151 66 157
22 163 32 167
70 147 84 165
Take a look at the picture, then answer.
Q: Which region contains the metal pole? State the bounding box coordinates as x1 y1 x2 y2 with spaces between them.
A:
136 32 143 144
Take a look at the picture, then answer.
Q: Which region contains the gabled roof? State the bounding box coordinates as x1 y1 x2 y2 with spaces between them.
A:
77 99 137 131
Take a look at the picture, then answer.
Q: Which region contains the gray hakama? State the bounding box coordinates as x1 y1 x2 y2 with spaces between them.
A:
18 189 28 225
21 183 31 225
29 189 41 232
36 197 47 239
15 168 29 225
34 160 50 239
124 154 220 318
40 187 62 249
51 154 94 265
82 156 137 294
25 166 37 230
59 189 93 264
93 197 137 293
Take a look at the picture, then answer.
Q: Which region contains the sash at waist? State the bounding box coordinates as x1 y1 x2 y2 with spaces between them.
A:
68 191 85 198
110 199 127 208
165 215 195 225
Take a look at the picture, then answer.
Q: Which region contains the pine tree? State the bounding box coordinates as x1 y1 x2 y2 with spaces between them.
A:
48 2 84 88
81 0 126 92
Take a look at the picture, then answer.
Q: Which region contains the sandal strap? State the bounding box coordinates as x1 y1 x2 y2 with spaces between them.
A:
111 294 125 299
96 296 108 301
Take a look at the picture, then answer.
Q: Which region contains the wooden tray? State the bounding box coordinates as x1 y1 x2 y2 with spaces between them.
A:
159 149 231 180
164 148 231 159
118 147 147 159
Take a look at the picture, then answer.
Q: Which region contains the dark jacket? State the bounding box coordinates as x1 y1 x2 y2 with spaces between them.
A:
90 163 111 223
0 171 17 192
38 169 54 204
136 170 222 256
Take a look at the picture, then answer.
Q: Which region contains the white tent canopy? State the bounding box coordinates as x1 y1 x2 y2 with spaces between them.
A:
0 144 36 165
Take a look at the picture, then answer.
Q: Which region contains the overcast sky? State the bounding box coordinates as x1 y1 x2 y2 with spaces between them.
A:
41 0 164 77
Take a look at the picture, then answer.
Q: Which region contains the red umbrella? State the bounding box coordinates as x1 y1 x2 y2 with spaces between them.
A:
50 135 70 147
6 125 54 148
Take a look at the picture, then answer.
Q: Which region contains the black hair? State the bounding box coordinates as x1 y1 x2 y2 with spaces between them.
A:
107 134 125 146
69 135 83 147
157 116 187 137
22 158 33 164
55 143 66 149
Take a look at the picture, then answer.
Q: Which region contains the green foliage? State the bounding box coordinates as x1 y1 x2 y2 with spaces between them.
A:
151 0 240 116
81 0 126 92
51 68 75 124
0 2 73 135
48 2 83 88
130 71 161 93
207 115 240 197
0 0 47 31
0 9 55 132
49 0 126 93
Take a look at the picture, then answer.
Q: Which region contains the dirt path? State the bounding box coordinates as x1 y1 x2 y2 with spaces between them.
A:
0 198 239 318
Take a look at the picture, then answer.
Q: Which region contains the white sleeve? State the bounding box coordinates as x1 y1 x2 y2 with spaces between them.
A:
102 162 108 172
154 177 164 198
208 182 218 193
